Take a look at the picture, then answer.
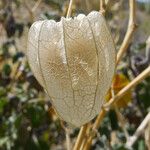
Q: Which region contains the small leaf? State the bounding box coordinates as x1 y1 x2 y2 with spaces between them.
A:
2 64 12 77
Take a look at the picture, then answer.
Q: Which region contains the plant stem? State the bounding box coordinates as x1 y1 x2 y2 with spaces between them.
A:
126 112 150 148
114 106 129 140
100 0 106 15
73 124 88 150
32 0 42 12
66 0 73 18
23 0 42 22
104 66 150 108
66 128 71 150
116 0 137 65
82 109 106 150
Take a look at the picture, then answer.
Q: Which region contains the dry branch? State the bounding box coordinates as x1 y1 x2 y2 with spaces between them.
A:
32 0 42 12
61 121 72 150
126 112 150 148
116 0 137 65
73 124 88 150
66 128 71 150
115 106 129 140
66 0 74 18
24 0 42 22
24 0 34 21
100 0 106 15
104 66 150 108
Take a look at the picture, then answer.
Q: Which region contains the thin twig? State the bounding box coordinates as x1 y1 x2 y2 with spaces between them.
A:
114 106 129 140
24 0 34 21
85 0 91 12
23 0 42 22
79 123 92 150
145 121 150 149
66 128 71 150
111 79 129 140
111 86 129 139
61 121 72 150
73 124 88 150
104 66 150 108
82 109 107 150
116 0 137 65
100 0 106 15
32 0 42 12
66 0 73 18
126 112 150 148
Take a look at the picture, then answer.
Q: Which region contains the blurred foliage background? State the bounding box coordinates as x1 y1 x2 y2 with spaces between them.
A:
0 0 150 150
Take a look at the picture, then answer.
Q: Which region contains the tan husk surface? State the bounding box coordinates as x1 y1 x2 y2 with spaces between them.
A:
27 11 116 127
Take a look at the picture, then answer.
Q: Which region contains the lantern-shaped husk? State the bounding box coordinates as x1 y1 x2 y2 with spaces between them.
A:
27 11 116 127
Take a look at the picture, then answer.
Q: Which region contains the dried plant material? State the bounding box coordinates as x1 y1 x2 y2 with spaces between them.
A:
27 11 116 127
48 106 58 121
106 73 132 108
145 122 150 150
126 112 150 148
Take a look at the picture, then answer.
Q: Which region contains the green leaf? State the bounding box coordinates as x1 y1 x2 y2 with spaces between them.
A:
138 140 145 150
0 87 7 97
25 104 46 127
112 144 129 150
109 110 119 130
2 64 12 76
0 97 8 114
134 139 146 150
